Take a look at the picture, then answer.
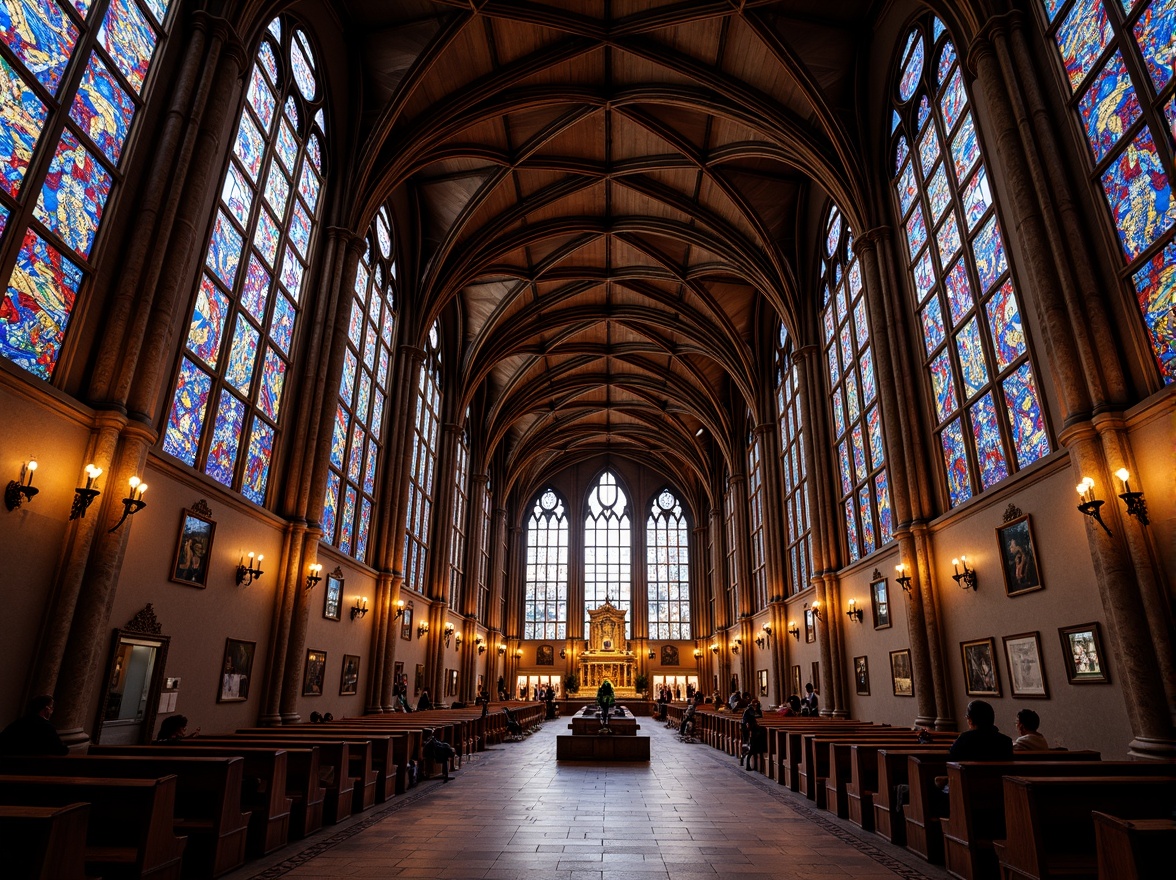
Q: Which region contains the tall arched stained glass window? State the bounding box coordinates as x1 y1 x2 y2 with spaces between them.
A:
1039 0 1175 383
646 488 690 640
890 17 1052 509
163 18 326 505
776 324 812 596
476 479 491 622
821 208 894 562
584 471 631 637
524 488 567 640
447 423 470 609
747 430 767 610
0 0 173 380
322 207 396 561
402 322 441 594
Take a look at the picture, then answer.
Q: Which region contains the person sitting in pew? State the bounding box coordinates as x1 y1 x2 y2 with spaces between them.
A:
417 690 433 711
1012 709 1049 750
776 695 802 716
422 729 456 782
155 714 200 743
0 694 68 756
948 700 1013 761
503 705 523 739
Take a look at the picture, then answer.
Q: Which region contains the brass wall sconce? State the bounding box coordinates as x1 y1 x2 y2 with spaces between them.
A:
693 648 702 659
809 601 822 621
787 623 800 640
304 563 322 590
455 633 463 649
515 648 523 658
761 622 772 645
235 551 265 586
895 562 913 595
109 475 148 532
648 649 655 659
70 464 102 520
1114 469 1149 525
754 635 765 649
497 644 506 655
731 639 741 655
443 622 455 647
393 599 405 620
478 644 486 654
5 459 39 511
1076 477 1112 535
560 648 567 659
418 621 429 638
951 556 977 591
846 598 864 623
351 597 369 620
709 643 719 655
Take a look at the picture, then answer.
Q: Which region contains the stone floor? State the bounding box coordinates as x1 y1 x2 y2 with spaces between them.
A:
228 717 950 880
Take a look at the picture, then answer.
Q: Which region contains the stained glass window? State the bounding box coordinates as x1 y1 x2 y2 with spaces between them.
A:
402 323 441 594
447 424 470 609
776 325 813 596
890 17 1052 508
524 488 568 640
322 209 395 562
0 0 172 380
585 471 632 638
1040 0 1175 382
747 429 767 611
476 479 492 623
647 488 691 640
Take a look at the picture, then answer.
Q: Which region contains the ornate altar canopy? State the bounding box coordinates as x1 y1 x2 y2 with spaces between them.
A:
580 601 637 696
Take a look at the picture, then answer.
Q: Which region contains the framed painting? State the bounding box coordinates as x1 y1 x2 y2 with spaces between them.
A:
871 577 891 629
1059 623 1109 683
218 638 255 703
536 644 554 666
811 662 820 695
960 637 1001 697
997 514 1043 597
400 601 413 641
790 665 801 699
804 608 816 643
446 669 458 697
757 669 768 697
661 645 679 666
1003 632 1048 698
339 653 360 696
302 649 326 696
323 572 343 621
890 649 913 697
414 663 425 696
854 655 870 695
171 505 216 588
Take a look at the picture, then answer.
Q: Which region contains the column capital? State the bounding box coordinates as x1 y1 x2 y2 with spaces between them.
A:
399 345 427 364
330 227 368 258
851 227 891 255
791 344 821 363
190 12 246 66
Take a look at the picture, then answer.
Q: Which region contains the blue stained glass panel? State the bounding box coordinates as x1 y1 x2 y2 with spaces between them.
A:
921 295 946 353
288 199 312 257
1042 0 1066 22
242 418 274 505
951 112 979 179
969 391 1009 489
98 0 156 95
839 323 854 368
892 109 901 133
246 64 274 132
363 326 377 369
363 436 377 494
918 124 940 174
853 297 868 347
944 259 974 324
956 317 989 397
338 486 356 555
827 342 840 384
224 316 259 394
875 471 893 544
291 30 317 99
70 52 135 166
34 130 112 258
867 405 884 468
849 258 862 295
906 203 928 258
186 274 228 367
258 347 285 420
1166 97 1174 147
899 31 923 101
298 159 320 212
355 498 372 561
253 209 279 266
927 163 951 219
851 423 867 481
941 418 972 506
0 55 47 197
347 424 364 482
895 137 909 175
205 210 243 287
936 211 962 264
1 229 81 379
221 161 252 226
0 0 78 94
938 41 957 86
838 441 852 495
861 348 877 403
836 284 847 322
270 292 294 354
929 350 958 420
239 255 269 321
831 386 845 437
1080 52 1142 163
204 389 244 486
340 348 357 401
348 298 363 347
284 95 298 129
264 164 289 218
913 249 936 301
826 211 842 256
274 118 297 173
371 392 385 440
356 371 371 422
330 403 348 468
941 66 967 130
933 17 946 41
0 202 6 239
859 485 875 555
142 0 169 25
985 280 1026 369
1002 362 1051 468
973 215 1008 291
1100 127 1174 261
845 367 860 422
280 248 304 298
257 39 277 83
306 133 321 172
233 113 264 181
1133 0 1174 92
961 165 993 229
1131 239 1176 382
844 498 860 562
918 95 931 130
1056 0 1112 92
322 471 340 541
267 17 281 40
162 358 210 464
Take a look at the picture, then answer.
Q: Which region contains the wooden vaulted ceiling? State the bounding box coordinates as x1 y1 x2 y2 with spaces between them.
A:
340 0 876 505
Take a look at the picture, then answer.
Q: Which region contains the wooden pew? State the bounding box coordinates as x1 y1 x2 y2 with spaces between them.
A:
994 776 1176 880
873 748 950 846
0 774 187 880
0 803 90 880
776 722 882 791
0 755 251 878
803 731 955 808
824 734 954 817
846 741 951 829
1093 812 1176 880
235 728 389 806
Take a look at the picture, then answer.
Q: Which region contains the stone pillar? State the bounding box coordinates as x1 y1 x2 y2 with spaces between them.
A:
727 472 753 622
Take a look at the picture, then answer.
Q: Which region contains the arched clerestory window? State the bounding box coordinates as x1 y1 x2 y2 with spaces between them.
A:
163 17 326 505
890 16 1052 508
524 487 567 640
584 470 631 637
646 488 691 640
447 420 470 609
402 322 441 594
322 207 397 561
746 428 767 610
0 0 175 380
775 324 812 595
821 207 894 563
1038 0 1174 383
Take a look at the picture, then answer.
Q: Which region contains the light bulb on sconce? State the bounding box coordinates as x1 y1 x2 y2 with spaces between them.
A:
5 459 39 512
304 563 323 590
648 648 656 659
393 599 406 620
950 556 978 591
417 621 429 639
1114 468 1149 525
846 599 864 623
514 648 523 658
1076 477 1112 535
810 601 822 621
730 638 741 655
236 552 265 586
787 622 800 641
497 644 506 655
70 464 103 520
443 622 455 647
895 563 913 595
761 622 772 646
559 647 567 660
693 648 702 659
350 597 369 620
710 643 719 655
109 475 147 533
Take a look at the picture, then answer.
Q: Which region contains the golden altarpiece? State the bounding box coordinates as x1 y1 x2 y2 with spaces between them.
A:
579 601 637 696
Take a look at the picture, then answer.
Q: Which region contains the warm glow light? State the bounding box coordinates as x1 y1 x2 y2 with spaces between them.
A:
1115 468 1130 482
25 460 37 474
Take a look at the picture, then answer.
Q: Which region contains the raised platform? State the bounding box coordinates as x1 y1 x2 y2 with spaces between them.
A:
568 706 639 736
556 732 651 761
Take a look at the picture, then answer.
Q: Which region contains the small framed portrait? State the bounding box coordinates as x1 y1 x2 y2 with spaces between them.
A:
414 663 425 696
400 602 413 641
323 572 343 621
1059 623 1109 684
997 514 1043 596
218 638 256 702
871 577 891 629
961 637 1001 697
890 649 913 697
302 649 327 696
854 656 870 696
1003 632 1048 698
171 506 216 588
811 661 820 694
757 669 768 697
536 644 554 666
339 654 360 696
661 645 679 666
804 608 816 643
790 665 802 699
446 669 458 697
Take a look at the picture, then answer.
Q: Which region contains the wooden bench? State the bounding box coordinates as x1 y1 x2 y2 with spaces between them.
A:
994 776 1176 880
235 729 386 807
804 731 955 808
823 734 954 816
873 748 950 846
0 774 187 880
0 803 90 880
1093 812 1176 880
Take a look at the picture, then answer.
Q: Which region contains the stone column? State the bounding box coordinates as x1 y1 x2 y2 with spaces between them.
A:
727 472 753 622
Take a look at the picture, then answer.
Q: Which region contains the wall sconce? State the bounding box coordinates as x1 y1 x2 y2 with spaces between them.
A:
709 643 719 655
951 556 977 591
648 649 656 659
350 597 369 620
559 648 567 659
787 623 800 641
108 475 148 532
70 464 102 520
479 644 486 654
761 622 772 645
846 599 864 623
417 621 429 639
693 648 702 658
1114 469 1149 525
5 459 39 511
497 644 506 655
304 563 322 590
393 599 405 620
455 633 463 648
443 622 455 647
895 563 913 595
810 601 822 621
235 551 265 586
754 635 765 649
731 638 741 655
515 648 523 658
1076 477 1112 535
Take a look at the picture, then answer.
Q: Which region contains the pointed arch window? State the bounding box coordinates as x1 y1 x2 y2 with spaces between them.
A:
524 488 567 640
402 322 441 593
0 0 174 380
747 429 767 610
646 488 691 640
723 477 738 622
821 208 894 562
322 208 396 561
1038 0 1175 383
163 17 326 505
477 478 492 623
584 471 631 637
447 421 470 609
776 324 812 595
890 16 1052 509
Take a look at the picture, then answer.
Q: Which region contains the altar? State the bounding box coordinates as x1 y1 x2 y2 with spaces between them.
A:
557 706 650 761
578 601 638 697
